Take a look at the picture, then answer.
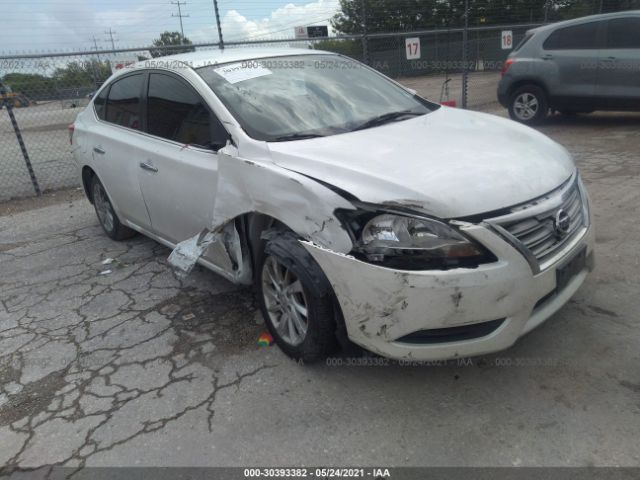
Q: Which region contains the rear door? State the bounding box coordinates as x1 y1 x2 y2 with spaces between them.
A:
91 73 153 230
137 71 230 259
596 16 640 109
542 20 605 111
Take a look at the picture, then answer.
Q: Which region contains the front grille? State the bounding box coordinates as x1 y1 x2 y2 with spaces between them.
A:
499 180 585 264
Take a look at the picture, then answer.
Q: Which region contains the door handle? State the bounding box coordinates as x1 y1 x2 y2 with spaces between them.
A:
93 145 105 154
541 54 553 60
139 161 158 173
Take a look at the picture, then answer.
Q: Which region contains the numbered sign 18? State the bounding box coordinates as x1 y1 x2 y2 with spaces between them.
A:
501 30 513 50
405 37 421 60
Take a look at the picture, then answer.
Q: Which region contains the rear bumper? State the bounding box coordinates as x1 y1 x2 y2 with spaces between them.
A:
497 78 511 108
303 222 594 361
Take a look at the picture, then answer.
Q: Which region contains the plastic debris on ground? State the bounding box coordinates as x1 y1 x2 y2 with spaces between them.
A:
257 332 274 347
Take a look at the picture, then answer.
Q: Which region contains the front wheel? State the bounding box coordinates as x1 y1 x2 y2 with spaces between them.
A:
508 85 548 125
257 231 337 363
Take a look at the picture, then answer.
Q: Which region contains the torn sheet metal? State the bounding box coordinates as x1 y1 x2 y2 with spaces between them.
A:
168 228 219 277
166 143 355 281
167 220 251 283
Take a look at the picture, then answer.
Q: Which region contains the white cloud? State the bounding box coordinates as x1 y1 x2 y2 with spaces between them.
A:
191 0 340 44
0 0 340 56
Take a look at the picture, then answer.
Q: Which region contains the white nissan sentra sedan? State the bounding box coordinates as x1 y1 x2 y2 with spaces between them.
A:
71 48 594 363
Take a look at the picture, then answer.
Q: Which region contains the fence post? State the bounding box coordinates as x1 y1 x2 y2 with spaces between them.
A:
213 0 224 50
361 0 369 65
461 0 469 109
0 82 41 196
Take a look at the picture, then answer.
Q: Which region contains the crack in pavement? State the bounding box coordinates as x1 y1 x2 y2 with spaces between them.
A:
0 216 270 475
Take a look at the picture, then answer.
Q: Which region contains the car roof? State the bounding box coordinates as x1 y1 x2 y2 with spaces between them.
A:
528 9 640 35
134 47 334 70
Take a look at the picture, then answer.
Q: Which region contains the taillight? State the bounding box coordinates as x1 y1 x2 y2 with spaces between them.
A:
501 58 514 77
68 124 75 145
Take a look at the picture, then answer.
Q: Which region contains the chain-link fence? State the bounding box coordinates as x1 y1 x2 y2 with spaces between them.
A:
0 26 525 201
1 0 637 201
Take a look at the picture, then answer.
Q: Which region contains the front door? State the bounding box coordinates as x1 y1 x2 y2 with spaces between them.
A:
136 71 231 264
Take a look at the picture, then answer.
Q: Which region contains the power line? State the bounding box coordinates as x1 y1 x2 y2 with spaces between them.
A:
170 0 189 42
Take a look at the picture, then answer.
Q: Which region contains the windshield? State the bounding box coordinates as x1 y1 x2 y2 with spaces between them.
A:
197 54 437 141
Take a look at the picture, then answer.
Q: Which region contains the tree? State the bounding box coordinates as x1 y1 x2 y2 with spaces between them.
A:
149 31 195 58
52 60 111 89
330 0 640 34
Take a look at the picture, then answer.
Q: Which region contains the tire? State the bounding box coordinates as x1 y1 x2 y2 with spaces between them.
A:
257 231 337 363
91 175 136 241
508 85 548 125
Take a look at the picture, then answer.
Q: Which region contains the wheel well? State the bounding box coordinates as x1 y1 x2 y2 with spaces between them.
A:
82 166 96 203
239 212 292 279
508 80 550 103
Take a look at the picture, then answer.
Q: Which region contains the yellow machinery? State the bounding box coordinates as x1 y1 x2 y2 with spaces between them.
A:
0 85 34 108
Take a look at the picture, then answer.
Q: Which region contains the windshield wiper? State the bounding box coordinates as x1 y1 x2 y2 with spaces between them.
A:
271 133 325 142
352 111 424 132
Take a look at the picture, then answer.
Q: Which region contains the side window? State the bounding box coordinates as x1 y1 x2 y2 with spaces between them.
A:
105 74 143 130
146 73 227 149
543 22 601 50
606 18 640 49
93 86 109 120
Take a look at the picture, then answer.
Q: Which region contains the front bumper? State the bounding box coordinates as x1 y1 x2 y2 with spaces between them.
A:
302 222 594 361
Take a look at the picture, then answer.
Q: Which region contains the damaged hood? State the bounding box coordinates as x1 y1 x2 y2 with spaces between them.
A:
266 107 575 218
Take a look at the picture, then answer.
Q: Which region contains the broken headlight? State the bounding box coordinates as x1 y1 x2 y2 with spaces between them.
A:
336 210 496 270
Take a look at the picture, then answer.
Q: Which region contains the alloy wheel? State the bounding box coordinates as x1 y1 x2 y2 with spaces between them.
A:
261 256 309 346
513 92 539 121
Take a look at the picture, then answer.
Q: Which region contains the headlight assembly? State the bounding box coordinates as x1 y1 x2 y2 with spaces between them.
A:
335 208 496 270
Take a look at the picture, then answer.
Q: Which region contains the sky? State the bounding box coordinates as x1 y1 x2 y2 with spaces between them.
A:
0 0 341 54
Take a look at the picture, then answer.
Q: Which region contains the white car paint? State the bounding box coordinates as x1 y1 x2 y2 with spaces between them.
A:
72 47 594 361
267 106 575 218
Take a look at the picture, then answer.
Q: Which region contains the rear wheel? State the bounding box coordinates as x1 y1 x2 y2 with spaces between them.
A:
91 176 136 241
508 85 548 125
257 231 337 363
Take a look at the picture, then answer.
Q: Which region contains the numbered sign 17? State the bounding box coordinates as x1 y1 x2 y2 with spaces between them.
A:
405 37 421 60
501 30 513 50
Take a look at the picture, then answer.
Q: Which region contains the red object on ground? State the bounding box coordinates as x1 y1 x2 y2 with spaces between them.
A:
257 332 274 346
441 100 457 107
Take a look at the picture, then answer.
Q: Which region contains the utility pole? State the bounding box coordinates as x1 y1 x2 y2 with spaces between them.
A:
104 28 117 50
171 1 189 43
91 36 101 62
212 0 224 49
461 0 469 109
361 0 369 65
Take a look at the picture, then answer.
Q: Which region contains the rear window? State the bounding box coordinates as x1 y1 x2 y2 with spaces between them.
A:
606 17 640 49
514 32 534 52
543 22 601 50
105 74 144 130
93 86 109 120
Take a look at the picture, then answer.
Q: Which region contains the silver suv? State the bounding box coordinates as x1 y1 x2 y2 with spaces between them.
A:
498 11 640 124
